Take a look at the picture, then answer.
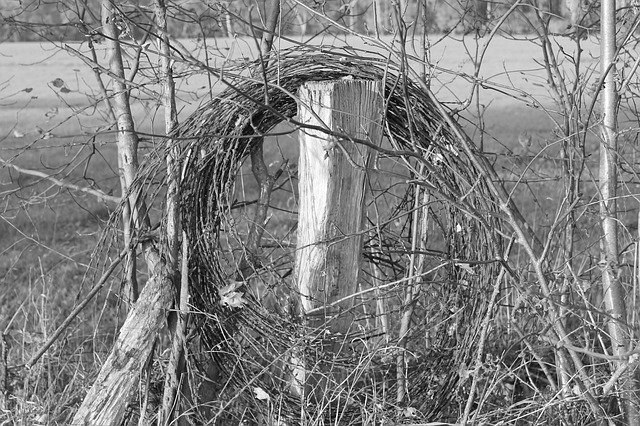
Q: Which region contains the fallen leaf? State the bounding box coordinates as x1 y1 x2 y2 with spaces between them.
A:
402 407 418 418
45 107 58 119
253 386 270 401
218 280 247 309
220 290 246 308
51 78 65 88
456 262 475 275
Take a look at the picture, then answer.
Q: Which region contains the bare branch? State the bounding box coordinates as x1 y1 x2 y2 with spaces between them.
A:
0 156 120 204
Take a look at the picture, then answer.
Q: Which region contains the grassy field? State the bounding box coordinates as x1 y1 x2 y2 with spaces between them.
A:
0 33 616 423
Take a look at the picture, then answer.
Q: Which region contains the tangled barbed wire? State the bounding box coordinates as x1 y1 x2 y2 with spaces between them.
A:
128 46 504 423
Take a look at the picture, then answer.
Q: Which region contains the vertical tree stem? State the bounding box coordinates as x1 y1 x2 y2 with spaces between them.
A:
87 19 138 305
261 0 280 58
599 0 638 420
396 180 428 405
71 2 175 423
153 0 185 423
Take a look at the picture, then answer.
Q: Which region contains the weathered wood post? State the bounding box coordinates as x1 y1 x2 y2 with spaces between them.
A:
294 79 382 399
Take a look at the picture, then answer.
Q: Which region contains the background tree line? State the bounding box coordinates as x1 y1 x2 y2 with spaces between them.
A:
1 0 577 43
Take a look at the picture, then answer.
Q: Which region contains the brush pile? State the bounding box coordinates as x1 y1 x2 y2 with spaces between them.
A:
146 46 506 424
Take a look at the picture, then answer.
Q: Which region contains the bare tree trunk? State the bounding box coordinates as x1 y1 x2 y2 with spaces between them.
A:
121 201 138 304
396 182 428 405
375 0 388 34
600 0 623 368
475 0 488 22
153 0 185 423
71 264 174 425
153 0 179 301
85 17 139 305
599 0 639 420
98 0 140 308
226 12 233 37
566 0 582 27
0 334 7 412
109 7 139 307
224 1 234 37
294 2 308 39
348 1 361 32
159 235 189 426
101 5 141 212
71 1 176 423
550 0 562 15
261 0 280 57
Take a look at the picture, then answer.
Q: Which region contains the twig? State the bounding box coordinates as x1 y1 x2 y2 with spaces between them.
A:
0 333 7 411
462 237 514 424
159 234 190 424
62 43 159 100
0 156 120 204
305 264 447 316
602 354 640 397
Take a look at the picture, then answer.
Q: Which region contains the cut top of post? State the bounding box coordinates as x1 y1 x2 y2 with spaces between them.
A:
298 79 383 160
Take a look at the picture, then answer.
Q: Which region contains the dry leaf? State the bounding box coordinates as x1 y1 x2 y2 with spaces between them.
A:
218 280 247 309
456 262 475 275
253 386 270 401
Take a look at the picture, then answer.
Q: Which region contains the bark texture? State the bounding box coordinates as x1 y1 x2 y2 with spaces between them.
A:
599 0 638 420
155 0 183 422
71 266 174 425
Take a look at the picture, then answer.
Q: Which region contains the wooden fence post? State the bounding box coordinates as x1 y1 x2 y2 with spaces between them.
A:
294 79 382 400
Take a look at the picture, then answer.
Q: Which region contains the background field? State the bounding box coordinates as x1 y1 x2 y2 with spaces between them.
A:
0 33 605 246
